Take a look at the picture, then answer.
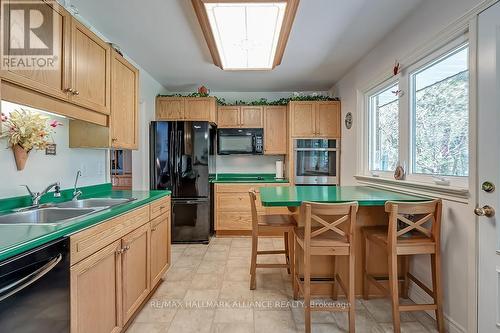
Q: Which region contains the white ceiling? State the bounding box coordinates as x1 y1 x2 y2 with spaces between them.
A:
69 0 424 92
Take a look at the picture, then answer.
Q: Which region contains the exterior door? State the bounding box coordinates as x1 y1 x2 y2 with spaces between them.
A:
478 3 500 332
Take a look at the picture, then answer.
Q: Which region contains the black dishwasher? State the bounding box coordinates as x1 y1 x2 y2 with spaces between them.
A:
0 237 70 333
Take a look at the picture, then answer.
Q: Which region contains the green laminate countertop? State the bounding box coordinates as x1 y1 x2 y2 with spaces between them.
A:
0 183 170 262
210 173 288 183
259 185 430 207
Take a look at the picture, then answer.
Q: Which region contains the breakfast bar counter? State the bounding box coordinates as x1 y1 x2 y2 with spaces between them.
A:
259 185 430 297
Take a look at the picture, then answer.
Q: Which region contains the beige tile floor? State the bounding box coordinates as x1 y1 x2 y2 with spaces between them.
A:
126 237 439 333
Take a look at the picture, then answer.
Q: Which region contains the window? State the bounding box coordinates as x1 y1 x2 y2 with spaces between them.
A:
364 38 469 187
368 82 399 172
411 45 469 177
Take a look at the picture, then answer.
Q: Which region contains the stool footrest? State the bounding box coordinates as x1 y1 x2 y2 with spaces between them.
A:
256 263 289 269
257 250 286 255
297 276 336 284
399 304 437 312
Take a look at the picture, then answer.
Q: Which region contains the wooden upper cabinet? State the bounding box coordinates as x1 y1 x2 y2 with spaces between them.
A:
240 106 263 127
156 97 216 122
264 106 287 155
289 101 340 138
157 97 184 120
217 106 240 128
121 223 150 323
290 102 316 137
70 19 111 114
0 0 71 100
110 50 139 149
71 240 122 333
217 105 264 128
316 102 340 137
184 98 216 122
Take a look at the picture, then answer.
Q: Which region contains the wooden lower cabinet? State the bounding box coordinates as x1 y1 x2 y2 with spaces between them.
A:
70 240 122 333
70 197 171 333
150 213 171 287
122 223 151 323
215 183 289 233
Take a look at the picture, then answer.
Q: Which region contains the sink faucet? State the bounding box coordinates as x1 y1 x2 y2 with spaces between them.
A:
73 170 82 201
22 182 61 206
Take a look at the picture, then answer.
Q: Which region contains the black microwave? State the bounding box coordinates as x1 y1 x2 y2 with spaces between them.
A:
217 128 263 155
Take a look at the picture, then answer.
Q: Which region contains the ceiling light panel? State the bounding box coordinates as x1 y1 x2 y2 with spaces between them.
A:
204 2 287 70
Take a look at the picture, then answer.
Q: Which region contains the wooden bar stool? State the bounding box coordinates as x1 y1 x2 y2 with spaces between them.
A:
361 200 445 333
293 201 359 333
248 189 296 290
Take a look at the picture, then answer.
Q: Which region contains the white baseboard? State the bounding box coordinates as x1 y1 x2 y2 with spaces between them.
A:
409 284 466 333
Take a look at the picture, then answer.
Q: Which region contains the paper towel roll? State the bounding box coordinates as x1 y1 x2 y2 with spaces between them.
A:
275 161 284 179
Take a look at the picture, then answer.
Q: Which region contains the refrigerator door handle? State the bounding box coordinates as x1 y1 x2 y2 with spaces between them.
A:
169 128 176 195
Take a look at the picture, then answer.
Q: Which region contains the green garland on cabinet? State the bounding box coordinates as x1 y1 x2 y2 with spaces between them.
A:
157 93 339 106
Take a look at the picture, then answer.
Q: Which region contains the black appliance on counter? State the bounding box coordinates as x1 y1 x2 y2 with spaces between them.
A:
217 128 263 155
150 121 215 243
0 237 70 332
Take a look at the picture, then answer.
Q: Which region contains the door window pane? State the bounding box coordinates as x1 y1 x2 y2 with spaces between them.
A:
369 83 399 171
412 45 469 176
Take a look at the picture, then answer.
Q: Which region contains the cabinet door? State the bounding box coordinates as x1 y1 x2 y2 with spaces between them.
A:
156 98 184 120
71 240 122 333
71 18 110 114
0 0 71 100
290 102 315 137
150 213 170 287
240 106 263 128
184 98 211 121
264 106 287 154
110 50 139 149
316 102 340 138
122 223 150 323
217 106 240 128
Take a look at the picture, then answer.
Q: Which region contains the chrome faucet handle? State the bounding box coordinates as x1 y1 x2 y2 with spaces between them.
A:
21 185 38 198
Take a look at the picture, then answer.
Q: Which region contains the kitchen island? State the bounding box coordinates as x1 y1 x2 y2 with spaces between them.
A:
259 185 429 296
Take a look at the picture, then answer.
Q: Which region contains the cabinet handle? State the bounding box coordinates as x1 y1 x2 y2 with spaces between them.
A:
64 88 74 93
151 227 157 232
112 138 118 142
73 90 80 96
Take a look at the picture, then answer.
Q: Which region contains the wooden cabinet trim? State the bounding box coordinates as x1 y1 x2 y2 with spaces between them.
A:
150 213 170 287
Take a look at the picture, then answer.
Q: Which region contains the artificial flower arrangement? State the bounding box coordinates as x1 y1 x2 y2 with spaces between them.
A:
0 108 62 170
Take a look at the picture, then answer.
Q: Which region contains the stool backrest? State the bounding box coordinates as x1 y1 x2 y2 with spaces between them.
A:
249 189 259 236
302 201 359 246
384 200 442 246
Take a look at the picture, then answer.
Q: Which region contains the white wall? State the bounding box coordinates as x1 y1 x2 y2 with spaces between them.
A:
0 101 106 198
331 0 485 332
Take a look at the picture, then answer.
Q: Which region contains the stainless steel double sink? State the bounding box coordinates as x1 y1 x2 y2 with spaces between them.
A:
0 198 136 225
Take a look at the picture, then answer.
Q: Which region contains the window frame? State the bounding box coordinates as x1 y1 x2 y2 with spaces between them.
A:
366 78 400 178
363 35 470 189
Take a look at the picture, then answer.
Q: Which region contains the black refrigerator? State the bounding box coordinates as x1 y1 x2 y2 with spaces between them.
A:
150 121 215 243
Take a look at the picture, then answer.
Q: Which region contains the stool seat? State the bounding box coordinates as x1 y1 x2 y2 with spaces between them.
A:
363 226 436 255
258 214 296 227
295 227 349 247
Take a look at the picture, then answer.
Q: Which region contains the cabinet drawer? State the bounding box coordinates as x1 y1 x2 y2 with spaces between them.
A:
70 205 150 265
217 213 253 230
215 184 265 193
217 193 263 213
150 196 171 220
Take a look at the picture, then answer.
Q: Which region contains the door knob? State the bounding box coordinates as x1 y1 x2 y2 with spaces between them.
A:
474 205 495 217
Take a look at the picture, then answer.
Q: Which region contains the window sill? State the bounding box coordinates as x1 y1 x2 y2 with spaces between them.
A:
354 175 470 203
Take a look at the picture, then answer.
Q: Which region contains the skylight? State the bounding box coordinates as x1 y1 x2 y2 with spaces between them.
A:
192 1 299 71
